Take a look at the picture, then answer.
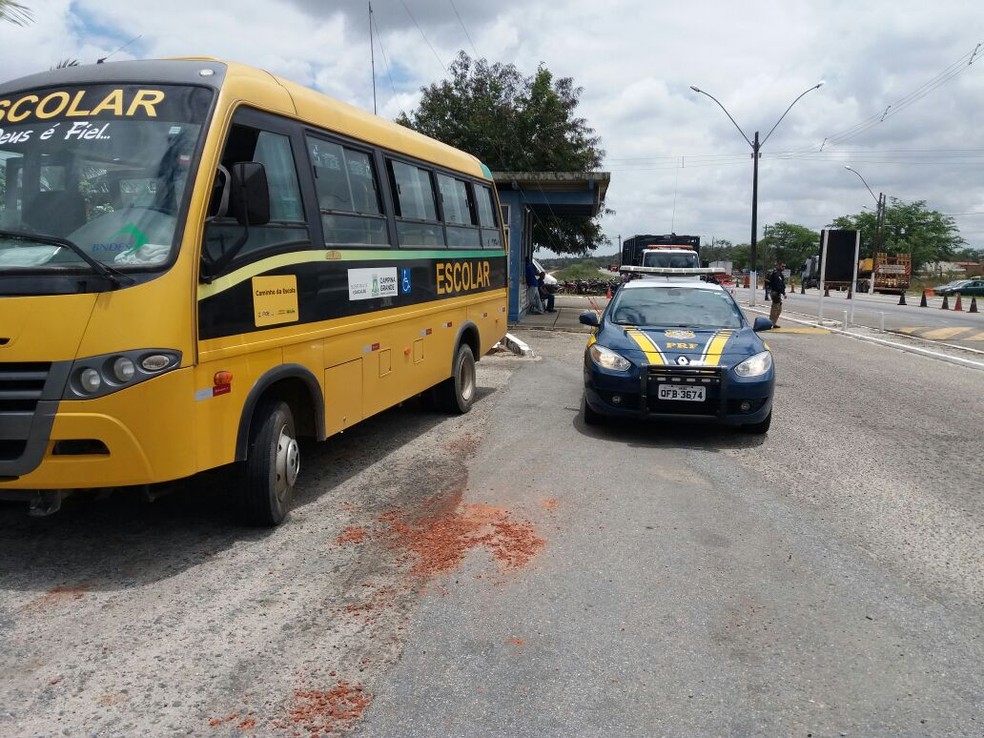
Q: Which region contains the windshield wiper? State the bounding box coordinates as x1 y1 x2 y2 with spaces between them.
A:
0 229 134 288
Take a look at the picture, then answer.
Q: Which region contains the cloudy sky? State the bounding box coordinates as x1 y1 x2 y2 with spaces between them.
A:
2 0 982 256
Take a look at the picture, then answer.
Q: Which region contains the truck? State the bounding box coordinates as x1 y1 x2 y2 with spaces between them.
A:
709 260 734 276
622 234 701 270
801 255 821 289
857 253 911 294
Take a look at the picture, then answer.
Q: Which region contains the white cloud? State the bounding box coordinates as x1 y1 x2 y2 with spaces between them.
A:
2 0 981 252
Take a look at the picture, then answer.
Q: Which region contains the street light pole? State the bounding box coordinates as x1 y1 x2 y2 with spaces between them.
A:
844 165 884 295
690 82 824 306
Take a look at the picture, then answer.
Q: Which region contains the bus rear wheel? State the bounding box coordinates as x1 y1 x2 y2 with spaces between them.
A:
240 399 299 526
434 343 476 414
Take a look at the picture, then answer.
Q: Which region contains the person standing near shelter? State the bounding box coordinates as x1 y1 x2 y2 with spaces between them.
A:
525 257 544 314
537 272 556 312
767 261 786 327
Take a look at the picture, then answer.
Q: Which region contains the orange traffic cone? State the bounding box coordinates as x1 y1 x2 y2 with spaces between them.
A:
919 291 928 307
954 294 963 311
898 292 907 306
941 295 949 310
970 297 979 313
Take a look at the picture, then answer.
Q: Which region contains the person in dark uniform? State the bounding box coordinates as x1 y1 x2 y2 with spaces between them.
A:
767 262 786 327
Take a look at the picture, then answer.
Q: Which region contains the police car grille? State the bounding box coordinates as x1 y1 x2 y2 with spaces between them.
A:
647 366 722 383
646 366 723 414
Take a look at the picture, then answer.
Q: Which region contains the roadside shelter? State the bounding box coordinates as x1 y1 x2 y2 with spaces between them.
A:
494 171 610 321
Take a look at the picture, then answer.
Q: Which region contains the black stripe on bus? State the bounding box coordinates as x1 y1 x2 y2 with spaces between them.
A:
198 254 507 340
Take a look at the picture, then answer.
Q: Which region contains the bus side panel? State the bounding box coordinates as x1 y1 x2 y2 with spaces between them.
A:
468 291 509 356
190 345 291 472
355 288 507 421
324 359 363 435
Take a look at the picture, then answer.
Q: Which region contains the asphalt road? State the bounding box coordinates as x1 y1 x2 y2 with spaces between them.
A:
739 286 984 351
1 323 982 736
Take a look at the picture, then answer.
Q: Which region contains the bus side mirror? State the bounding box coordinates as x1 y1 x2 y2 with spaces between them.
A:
229 161 270 226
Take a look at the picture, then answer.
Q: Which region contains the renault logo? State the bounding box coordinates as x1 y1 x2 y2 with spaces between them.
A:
676 356 689 365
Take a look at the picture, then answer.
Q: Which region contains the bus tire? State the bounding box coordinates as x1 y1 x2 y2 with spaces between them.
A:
435 343 476 414
240 399 300 526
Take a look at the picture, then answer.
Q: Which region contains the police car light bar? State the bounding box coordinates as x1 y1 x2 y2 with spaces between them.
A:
619 265 720 276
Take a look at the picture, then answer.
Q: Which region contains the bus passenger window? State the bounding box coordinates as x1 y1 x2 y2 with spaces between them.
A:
474 185 502 249
438 174 480 249
307 136 387 246
389 160 443 248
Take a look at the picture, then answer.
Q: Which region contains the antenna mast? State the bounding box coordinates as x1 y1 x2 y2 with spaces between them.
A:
369 2 377 114
97 34 142 64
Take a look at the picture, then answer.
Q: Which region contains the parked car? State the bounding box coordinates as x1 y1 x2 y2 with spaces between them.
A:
933 279 973 296
578 276 775 433
942 278 984 296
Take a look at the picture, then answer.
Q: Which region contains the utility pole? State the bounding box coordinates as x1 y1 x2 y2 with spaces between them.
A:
690 82 823 307
751 131 760 296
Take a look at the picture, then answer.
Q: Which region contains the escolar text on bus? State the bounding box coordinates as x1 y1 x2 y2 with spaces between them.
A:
435 260 492 296
0 88 166 123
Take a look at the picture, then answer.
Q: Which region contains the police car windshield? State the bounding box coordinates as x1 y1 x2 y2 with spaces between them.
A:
0 84 212 275
611 286 743 329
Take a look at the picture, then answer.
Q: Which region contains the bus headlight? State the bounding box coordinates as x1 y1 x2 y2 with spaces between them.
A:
112 357 136 382
66 349 182 399
79 368 103 394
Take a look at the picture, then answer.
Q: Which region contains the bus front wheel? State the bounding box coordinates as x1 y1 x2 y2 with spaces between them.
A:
434 343 476 414
240 399 300 526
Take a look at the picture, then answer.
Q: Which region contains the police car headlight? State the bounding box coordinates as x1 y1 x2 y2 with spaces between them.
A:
589 344 631 372
734 351 772 378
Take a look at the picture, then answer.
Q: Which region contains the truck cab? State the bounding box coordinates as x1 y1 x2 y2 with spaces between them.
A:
641 247 700 270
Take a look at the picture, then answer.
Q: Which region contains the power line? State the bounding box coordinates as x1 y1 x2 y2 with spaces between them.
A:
448 0 479 57
812 42 981 149
400 0 446 73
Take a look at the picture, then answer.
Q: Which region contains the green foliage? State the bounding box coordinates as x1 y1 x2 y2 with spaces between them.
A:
952 245 984 261
758 221 821 272
554 261 612 280
397 51 608 255
700 198 966 276
696 240 751 271
829 198 964 273
0 0 32 25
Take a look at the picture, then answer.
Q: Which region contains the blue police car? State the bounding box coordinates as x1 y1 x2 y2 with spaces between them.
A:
579 272 775 433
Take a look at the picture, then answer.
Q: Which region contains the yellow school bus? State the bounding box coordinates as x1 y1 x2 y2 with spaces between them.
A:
0 58 507 524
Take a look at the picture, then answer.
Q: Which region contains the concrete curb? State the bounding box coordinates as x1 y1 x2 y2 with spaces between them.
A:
499 332 535 357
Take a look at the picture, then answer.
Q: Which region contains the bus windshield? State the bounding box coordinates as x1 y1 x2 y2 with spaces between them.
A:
0 83 212 275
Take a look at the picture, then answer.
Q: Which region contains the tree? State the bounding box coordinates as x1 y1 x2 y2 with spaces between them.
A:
397 51 608 255
758 222 820 273
0 0 32 25
829 198 964 274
